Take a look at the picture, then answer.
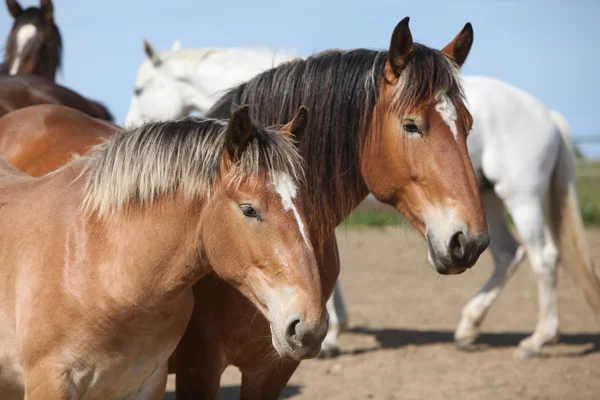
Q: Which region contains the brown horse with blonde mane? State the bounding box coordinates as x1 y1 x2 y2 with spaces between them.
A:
0 17 490 399
171 17 489 399
0 105 327 399
2 0 61 80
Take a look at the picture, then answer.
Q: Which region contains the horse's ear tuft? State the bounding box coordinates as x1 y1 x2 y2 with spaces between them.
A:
143 38 161 66
6 0 23 18
387 17 414 79
225 105 255 161
441 22 474 68
280 106 309 141
40 0 53 23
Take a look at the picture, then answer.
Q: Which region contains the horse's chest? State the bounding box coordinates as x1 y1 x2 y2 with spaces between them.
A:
70 337 177 399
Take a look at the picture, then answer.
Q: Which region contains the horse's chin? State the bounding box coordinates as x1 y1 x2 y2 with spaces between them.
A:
270 328 321 361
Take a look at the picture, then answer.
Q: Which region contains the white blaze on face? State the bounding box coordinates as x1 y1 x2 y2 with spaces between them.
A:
9 24 38 75
435 95 458 141
273 172 309 245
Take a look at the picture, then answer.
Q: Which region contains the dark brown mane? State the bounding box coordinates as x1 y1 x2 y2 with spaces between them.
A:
3 6 62 80
207 44 463 235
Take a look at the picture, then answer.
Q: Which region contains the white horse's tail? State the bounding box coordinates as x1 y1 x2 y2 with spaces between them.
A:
548 110 600 314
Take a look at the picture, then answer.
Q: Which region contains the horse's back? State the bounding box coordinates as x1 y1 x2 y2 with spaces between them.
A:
0 75 113 121
464 76 560 196
0 104 118 177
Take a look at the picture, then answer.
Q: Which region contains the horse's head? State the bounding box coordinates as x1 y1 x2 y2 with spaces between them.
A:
362 18 489 275
201 106 327 360
4 0 61 80
124 39 208 126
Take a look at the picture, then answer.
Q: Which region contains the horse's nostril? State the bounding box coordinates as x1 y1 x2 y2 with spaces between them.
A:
286 317 301 339
449 232 466 259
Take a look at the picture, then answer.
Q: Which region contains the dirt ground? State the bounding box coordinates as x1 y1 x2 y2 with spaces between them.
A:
165 227 600 399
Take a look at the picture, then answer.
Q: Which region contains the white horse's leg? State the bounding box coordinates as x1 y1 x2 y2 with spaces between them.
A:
455 190 526 348
319 282 348 358
504 194 559 358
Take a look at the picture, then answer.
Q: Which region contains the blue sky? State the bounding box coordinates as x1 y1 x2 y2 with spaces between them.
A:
2 0 600 157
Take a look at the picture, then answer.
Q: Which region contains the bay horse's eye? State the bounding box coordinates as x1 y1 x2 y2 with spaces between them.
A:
403 123 421 135
240 204 260 220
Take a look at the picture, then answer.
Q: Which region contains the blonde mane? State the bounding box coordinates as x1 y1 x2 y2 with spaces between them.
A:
78 117 304 217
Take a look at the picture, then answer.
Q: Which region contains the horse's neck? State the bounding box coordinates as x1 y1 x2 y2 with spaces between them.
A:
170 48 296 97
48 166 208 307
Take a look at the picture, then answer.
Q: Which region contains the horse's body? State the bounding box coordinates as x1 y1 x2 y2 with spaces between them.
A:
329 75 600 358
172 19 490 399
124 39 298 125
0 106 327 399
0 75 113 121
0 104 117 176
2 0 61 80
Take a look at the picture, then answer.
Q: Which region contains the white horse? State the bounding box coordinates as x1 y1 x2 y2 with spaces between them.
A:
123 39 298 125
325 75 600 359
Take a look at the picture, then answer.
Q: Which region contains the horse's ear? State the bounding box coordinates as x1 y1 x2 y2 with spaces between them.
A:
386 17 414 79
143 38 160 66
40 0 53 22
225 105 255 160
280 106 308 141
172 39 182 51
441 23 473 68
6 0 22 18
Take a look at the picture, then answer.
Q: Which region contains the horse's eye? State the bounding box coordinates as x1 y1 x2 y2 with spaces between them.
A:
134 87 143 96
403 123 421 135
240 204 260 219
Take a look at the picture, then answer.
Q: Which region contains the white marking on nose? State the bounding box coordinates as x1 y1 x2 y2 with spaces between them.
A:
435 95 458 141
273 173 309 245
10 24 38 75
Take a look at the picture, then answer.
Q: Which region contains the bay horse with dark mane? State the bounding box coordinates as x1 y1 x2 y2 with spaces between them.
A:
170 17 489 399
0 104 327 399
2 0 61 80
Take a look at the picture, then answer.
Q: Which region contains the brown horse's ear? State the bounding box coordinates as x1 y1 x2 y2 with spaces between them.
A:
143 38 161 66
6 0 22 18
40 0 53 22
386 17 414 79
225 105 255 160
280 106 308 140
441 23 473 68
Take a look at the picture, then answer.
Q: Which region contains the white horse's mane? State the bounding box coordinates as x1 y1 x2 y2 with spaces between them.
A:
135 45 299 85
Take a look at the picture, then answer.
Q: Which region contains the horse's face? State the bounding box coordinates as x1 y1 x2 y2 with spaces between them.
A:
362 18 489 275
5 0 59 80
201 107 327 360
125 41 203 126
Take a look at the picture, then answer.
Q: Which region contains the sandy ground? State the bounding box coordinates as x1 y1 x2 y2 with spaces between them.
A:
165 227 600 399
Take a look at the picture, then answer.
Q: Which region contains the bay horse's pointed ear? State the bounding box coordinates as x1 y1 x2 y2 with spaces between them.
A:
441 23 473 68
226 105 255 160
143 38 161 66
280 106 308 141
6 0 23 18
40 0 53 22
387 17 414 79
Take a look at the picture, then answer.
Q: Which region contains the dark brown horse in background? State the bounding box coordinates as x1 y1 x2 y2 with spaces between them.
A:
2 0 61 80
2 0 114 121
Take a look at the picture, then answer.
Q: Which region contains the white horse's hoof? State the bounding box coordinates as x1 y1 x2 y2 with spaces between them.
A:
455 337 477 351
515 347 539 360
